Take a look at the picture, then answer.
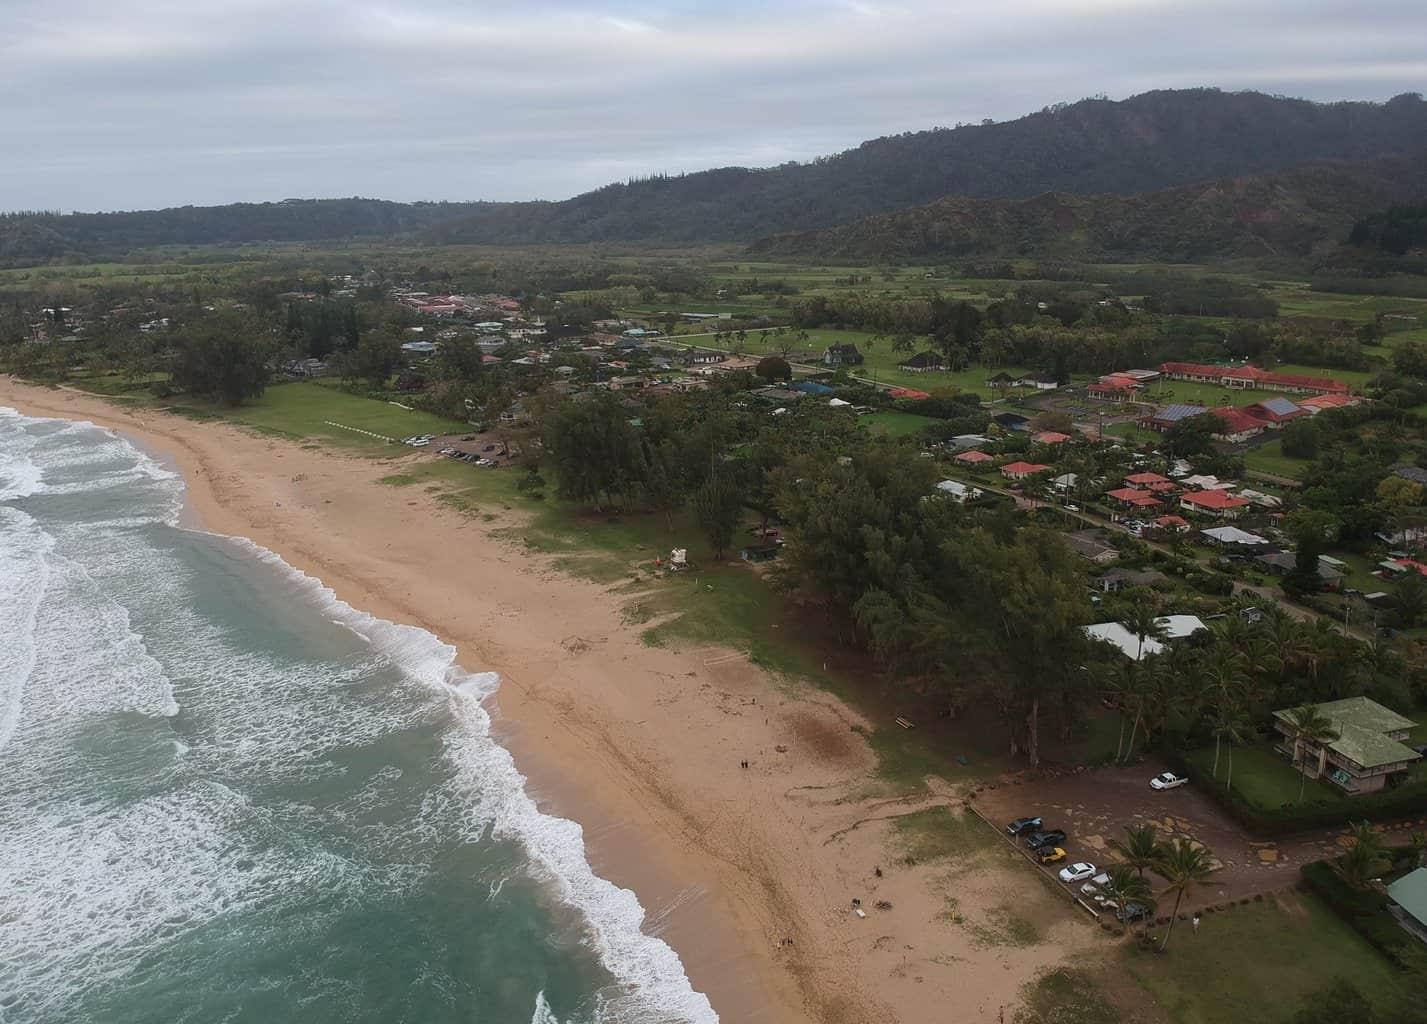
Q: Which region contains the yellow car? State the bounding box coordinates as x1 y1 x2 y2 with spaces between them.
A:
1038 847 1067 865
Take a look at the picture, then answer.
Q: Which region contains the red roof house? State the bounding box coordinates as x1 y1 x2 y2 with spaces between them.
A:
1209 407 1268 442
954 450 994 466
1299 394 1361 414
1034 431 1072 445
1153 515 1191 532
1001 461 1050 481
1180 490 1251 518
1159 362 1349 395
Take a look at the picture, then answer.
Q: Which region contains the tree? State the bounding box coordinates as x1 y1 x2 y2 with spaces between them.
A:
1164 413 1220 459
435 335 485 385
1281 704 1341 802
1332 822 1389 889
542 395 646 509
1397 573 1427 628
1281 418 1320 459
1202 646 1250 779
1153 839 1217 951
1109 823 1165 879
168 314 275 405
755 355 792 382
335 332 402 387
693 469 742 559
1284 528 1326 597
1097 864 1157 935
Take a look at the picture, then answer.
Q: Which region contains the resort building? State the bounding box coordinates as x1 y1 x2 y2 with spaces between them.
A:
1272 697 1421 796
1158 362 1350 395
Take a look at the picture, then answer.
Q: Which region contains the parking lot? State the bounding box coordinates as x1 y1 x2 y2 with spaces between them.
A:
970 762 1427 913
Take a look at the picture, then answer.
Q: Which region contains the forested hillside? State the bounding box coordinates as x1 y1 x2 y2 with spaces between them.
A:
2 88 1424 263
748 158 1427 262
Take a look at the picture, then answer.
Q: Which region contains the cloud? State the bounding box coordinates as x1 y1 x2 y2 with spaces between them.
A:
0 0 1421 211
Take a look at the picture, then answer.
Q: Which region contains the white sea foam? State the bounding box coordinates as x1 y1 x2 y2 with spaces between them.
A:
228 537 720 1024
0 508 52 750
531 991 563 1024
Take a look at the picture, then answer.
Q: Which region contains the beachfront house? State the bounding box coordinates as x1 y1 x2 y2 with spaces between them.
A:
1272 697 1421 795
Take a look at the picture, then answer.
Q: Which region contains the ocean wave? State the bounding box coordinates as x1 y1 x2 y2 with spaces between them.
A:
227 536 719 1024
0 508 52 750
0 408 46 500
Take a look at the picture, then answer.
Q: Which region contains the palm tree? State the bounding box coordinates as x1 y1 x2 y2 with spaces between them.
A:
1110 824 1165 879
1281 704 1341 803
1333 822 1389 889
1154 839 1218 952
1124 598 1168 664
1098 864 1157 935
1202 647 1249 778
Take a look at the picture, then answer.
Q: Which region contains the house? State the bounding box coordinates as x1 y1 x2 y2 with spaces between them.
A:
1388 868 1427 944
1034 431 1072 446
1088 373 1142 402
1065 529 1119 564
1208 407 1268 443
1393 465 1427 487
476 335 507 352
1255 551 1345 590
1140 403 1210 432
954 450 995 467
1200 525 1271 549
985 371 1016 389
1106 487 1163 510
992 412 1031 432
401 340 438 356
1300 394 1363 414
1001 461 1050 482
1245 397 1307 427
1124 471 1177 493
947 433 992 450
1181 490 1251 519
1051 472 1079 492
685 350 724 365
824 344 864 367
1159 362 1350 396
1084 614 1207 660
740 544 781 563
1272 696 1421 795
1096 568 1171 593
1015 374 1060 391
935 479 982 503
1152 515 1191 533
899 351 945 373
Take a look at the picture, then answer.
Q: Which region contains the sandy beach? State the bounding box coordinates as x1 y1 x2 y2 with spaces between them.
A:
0 377 1080 1024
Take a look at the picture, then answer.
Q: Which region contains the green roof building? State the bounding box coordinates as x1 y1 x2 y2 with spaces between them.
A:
1388 868 1427 944
1272 697 1421 796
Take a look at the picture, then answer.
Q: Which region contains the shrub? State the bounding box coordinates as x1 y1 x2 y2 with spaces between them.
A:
1300 860 1411 965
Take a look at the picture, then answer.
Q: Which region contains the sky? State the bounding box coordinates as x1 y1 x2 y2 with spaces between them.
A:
2 0 1424 213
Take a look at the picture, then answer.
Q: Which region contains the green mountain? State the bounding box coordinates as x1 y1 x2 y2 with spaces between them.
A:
747 158 1427 262
2 88 1425 263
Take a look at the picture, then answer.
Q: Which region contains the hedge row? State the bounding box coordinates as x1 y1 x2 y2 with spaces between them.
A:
1300 860 1412 965
1161 748 1427 837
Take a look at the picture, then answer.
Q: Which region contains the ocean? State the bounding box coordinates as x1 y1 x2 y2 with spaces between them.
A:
0 408 716 1024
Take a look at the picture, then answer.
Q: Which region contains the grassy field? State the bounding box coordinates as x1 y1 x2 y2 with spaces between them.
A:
1121 893 1406 1024
1183 744 1344 808
167 381 466 447
1242 439 1309 480
862 410 941 437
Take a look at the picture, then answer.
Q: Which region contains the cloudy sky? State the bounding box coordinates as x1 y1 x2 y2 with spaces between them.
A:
3 0 1423 212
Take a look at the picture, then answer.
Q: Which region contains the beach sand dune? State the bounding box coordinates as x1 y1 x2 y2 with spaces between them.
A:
0 378 1086 1023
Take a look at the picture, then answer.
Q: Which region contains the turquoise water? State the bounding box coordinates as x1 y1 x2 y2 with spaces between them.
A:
0 408 716 1024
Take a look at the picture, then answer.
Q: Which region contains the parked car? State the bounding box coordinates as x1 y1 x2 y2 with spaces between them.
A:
1025 829 1067 850
1150 771 1188 791
1006 816 1042 836
1059 862 1097 884
1080 872 1111 900
1107 900 1150 923
1037 847 1067 864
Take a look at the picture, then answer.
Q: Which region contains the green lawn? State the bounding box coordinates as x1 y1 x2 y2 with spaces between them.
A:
168 381 466 447
1122 894 1406 1024
1104 421 1164 445
1242 439 1309 480
862 410 941 437
1184 744 1344 808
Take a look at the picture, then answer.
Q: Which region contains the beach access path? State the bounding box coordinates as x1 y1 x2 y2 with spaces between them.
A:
0 377 1096 1024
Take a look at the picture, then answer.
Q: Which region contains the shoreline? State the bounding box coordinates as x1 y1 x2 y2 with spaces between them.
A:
1 377 1076 1024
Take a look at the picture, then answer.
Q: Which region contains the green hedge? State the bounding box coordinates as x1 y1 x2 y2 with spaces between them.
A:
1162 748 1427 836
1300 860 1412 965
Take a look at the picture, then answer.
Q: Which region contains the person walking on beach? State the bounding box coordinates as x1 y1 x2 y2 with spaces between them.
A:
1191 913 1200 935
